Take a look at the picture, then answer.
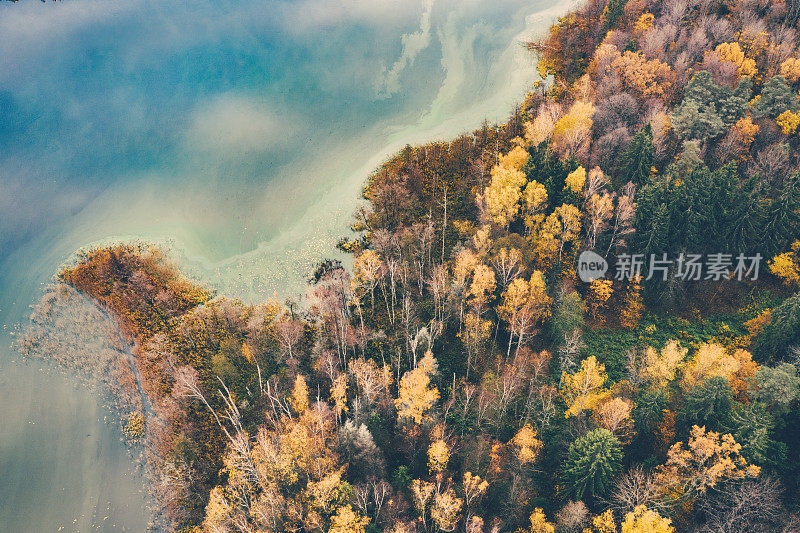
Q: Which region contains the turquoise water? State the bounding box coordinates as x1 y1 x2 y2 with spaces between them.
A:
0 0 571 530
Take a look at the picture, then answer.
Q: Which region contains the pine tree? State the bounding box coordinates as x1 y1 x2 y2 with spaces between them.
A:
680 376 734 430
671 71 726 140
753 76 799 118
761 171 800 257
616 124 654 187
561 428 622 500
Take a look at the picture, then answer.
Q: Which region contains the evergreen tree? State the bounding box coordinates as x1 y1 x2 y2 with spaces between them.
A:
671 71 726 140
635 175 675 258
750 364 800 411
524 142 579 212
718 77 751 126
550 290 586 342
561 429 622 500
725 402 787 469
761 171 800 257
755 292 800 360
670 140 703 176
680 376 734 430
616 124 654 187
753 76 799 118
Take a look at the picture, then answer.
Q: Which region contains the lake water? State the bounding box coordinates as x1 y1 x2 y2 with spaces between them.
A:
0 0 571 530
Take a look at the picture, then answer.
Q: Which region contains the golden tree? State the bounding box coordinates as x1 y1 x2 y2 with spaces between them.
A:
529 508 556 533
591 509 617 533
561 356 610 418
681 343 740 390
523 179 549 234
565 166 587 193
780 57 800 82
454 249 479 287
329 505 370 533
411 479 436 530
396 350 440 424
428 439 450 475
551 100 595 155
642 340 687 387
713 42 757 78
613 50 674 98
769 240 800 287
507 272 553 358
482 147 529 228
777 110 800 134
539 204 582 266
657 426 760 498
635 12 654 32
291 374 310 414
462 472 489 524
352 249 384 310
468 264 497 318
587 279 614 324
620 505 674 533
431 487 463 532
595 397 634 443
586 192 614 251
510 424 544 465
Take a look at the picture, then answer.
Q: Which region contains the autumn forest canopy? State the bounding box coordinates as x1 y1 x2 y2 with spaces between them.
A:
20 0 800 532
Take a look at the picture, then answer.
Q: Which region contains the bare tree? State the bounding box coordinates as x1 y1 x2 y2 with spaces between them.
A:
610 466 667 514
699 477 785 533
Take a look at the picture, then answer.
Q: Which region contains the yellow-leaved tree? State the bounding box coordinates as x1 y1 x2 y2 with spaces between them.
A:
462 472 489 525
621 505 674 533
587 279 614 324
551 100 595 156
769 240 800 287
411 479 436 531
712 42 757 78
780 57 800 82
395 350 440 425
778 110 800 134
565 166 587 193
657 425 760 498
329 505 370 533
612 50 674 98
468 264 496 318
591 509 617 533
510 424 544 465
498 272 553 359
642 340 687 386
534 204 582 270
428 439 450 475
529 508 556 533
352 249 384 311
680 343 740 390
431 487 463 532
595 397 634 443
561 356 610 418
523 180 549 235
481 146 529 228
291 374 310 414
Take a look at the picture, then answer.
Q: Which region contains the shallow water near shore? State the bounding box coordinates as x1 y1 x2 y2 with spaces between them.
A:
0 0 573 529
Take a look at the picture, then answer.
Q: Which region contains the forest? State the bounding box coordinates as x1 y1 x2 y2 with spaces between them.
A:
19 0 800 531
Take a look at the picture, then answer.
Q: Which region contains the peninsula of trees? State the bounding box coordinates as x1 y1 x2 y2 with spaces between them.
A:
21 0 800 531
